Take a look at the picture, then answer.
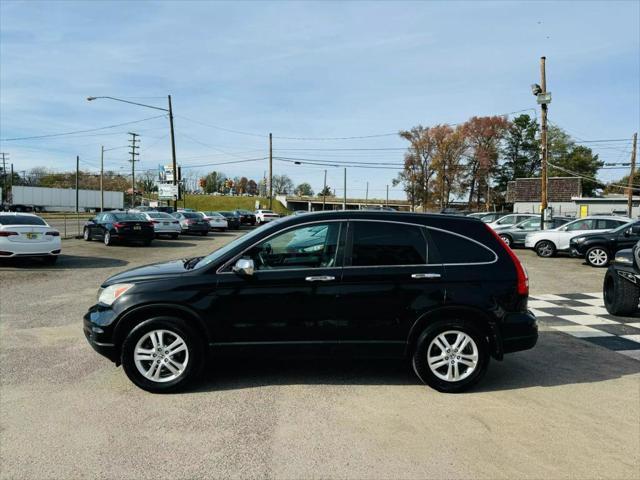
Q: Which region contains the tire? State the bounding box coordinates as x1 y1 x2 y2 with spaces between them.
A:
42 256 58 265
535 240 556 258
121 317 203 393
411 319 489 393
104 231 112 246
83 228 91 241
585 246 610 268
499 234 513 247
603 268 640 316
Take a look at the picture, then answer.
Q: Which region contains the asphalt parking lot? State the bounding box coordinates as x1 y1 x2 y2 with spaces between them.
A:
1 232 638 479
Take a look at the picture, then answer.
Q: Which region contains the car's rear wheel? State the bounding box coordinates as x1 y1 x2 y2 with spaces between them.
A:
83 228 91 241
104 231 112 246
121 317 202 393
603 268 639 316
412 320 489 393
499 234 512 247
143 239 152 246
586 246 610 267
535 240 556 258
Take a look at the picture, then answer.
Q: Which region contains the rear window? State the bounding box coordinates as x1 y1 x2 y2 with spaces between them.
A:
351 221 427 266
0 215 46 226
182 212 202 219
148 212 172 219
427 228 496 264
113 213 146 221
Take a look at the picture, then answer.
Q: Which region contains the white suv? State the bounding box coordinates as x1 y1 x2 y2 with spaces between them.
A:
255 209 279 224
525 215 631 257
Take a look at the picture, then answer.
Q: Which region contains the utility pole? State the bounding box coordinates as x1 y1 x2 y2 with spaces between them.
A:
168 95 178 211
343 168 347 210
322 169 327 211
0 152 7 204
386 184 389 207
628 132 638 218
128 132 140 208
268 133 273 209
365 182 369 208
539 56 549 229
100 146 104 212
75 155 79 213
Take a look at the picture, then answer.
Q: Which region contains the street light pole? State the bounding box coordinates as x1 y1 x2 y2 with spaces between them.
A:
168 95 178 211
100 146 104 212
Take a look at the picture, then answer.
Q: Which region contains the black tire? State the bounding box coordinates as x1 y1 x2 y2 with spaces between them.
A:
171 233 179 239
603 268 640 316
104 231 113 246
585 246 610 268
535 240 556 258
499 234 513 248
42 255 58 265
83 228 91 241
412 319 489 393
201 231 208 236
121 317 203 393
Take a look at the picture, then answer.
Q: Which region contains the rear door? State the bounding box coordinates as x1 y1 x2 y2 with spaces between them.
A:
336 220 445 357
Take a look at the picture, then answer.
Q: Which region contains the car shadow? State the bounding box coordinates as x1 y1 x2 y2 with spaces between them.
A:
0 254 129 269
187 331 640 394
149 240 198 248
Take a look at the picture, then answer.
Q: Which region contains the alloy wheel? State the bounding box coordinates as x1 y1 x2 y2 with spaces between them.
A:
133 329 189 383
427 330 478 382
499 235 511 247
587 248 608 267
536 241 554 257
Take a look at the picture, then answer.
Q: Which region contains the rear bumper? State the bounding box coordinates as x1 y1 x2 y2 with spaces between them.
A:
500 311 538 354
0 238 62 256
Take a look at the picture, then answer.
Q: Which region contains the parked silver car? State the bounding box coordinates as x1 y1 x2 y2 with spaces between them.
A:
496 216 572 247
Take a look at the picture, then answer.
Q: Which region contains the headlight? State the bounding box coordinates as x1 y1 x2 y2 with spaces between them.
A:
574 237 585 244
614 255 633 265
98 283 134 306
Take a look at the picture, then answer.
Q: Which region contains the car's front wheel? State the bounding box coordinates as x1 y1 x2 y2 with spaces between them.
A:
121 317 202 393
585 246 610 267
535 240 556 258
104 231 113 246
499 234 512 247
412 320 489 393
603 268 640 316
83 228 91 241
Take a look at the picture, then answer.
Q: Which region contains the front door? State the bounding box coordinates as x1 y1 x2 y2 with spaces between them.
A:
336 220 446 357
212 221 346 356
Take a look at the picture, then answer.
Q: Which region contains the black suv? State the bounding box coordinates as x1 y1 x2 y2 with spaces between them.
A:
570 220 640 267
603 240 640 316
84 211 537 393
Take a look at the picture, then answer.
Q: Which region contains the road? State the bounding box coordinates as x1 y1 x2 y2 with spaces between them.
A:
1 232 638 479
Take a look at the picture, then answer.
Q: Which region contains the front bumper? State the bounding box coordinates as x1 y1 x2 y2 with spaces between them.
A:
570 247 583 258
500 311 538 354
83 307 118 362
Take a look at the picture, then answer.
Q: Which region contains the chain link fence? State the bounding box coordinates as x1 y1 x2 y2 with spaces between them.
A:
41 213 86 239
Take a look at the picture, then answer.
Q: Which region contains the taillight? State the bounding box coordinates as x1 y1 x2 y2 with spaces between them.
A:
186 219 195 224
45 231 60 237
113 222 126 229
485 225 528 296
172 221 179 224
0 231 18 237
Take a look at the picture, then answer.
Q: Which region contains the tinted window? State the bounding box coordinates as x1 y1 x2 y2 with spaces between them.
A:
595 219 624 229
247 222 341 270
148 212 172 219
112 213 146 221
495 215 517 226
0 215 46 226
565 219 595 231
552 218 571 228
427 228 496 264
518 217 540 229
351 222 426 266
182 212 202 219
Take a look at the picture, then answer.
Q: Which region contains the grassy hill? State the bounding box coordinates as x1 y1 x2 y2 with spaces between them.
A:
179 195 290 214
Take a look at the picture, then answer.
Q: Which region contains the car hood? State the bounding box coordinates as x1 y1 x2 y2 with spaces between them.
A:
103 258 198 286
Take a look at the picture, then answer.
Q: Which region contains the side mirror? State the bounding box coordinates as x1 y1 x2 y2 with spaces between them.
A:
631 225 640 235
233 258 255 277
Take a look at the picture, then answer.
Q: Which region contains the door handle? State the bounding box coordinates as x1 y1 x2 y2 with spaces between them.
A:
305 275 336 282
411 273 441 279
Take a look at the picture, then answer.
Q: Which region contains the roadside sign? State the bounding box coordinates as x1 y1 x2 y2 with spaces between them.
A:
158 183 179 200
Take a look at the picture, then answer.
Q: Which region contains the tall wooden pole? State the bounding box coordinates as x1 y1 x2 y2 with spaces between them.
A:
75 156 79 213
322 169 327 211
628 132 637 218
168 95 178 211
343 168 347 210
100 146 104 212
540 56 549 229
268 133 273 209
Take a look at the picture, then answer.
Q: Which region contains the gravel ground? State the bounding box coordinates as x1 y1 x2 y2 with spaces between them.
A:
1 233 638 479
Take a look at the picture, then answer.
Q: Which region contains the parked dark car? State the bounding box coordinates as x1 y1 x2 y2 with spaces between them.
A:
172 212 209 235
234 209 256 226
84 211 536 394
83 212 154 246
570 221 640 267
497 216 572 248
154 206 175 214
603 240 640 315
218 211 241 230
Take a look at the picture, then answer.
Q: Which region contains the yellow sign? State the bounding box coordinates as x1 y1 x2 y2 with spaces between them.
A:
579 205 588 218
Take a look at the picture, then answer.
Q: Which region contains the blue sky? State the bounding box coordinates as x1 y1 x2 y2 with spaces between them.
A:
1 0 638 200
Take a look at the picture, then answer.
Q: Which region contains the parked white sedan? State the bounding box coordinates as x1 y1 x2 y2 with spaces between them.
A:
255 209 280 224
140 212 181 239
525 215 631 257
0 213 61 264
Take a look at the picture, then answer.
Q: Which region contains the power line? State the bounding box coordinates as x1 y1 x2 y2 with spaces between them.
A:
548 162 640 190
0 114 167 141
180 157 268 169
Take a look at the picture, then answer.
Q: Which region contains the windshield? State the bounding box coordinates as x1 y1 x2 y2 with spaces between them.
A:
113 213 146 221
0 215 47 226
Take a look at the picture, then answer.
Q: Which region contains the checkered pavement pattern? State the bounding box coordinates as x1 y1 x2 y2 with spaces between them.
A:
529 292 640 361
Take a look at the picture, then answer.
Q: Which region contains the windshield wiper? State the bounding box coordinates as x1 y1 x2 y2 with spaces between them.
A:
183 256 204 270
